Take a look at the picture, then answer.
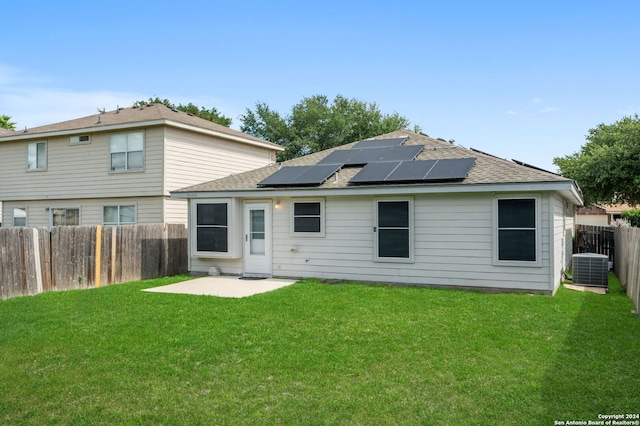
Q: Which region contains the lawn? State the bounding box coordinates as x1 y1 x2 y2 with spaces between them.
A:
1 274 639 425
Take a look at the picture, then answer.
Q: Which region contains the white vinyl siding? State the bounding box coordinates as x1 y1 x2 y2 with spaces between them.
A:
190 193 554 292
553 193 576 292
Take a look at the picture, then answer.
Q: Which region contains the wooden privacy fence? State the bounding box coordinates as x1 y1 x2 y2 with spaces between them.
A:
575 224 615 262
613 226 640 314
0 224 187 300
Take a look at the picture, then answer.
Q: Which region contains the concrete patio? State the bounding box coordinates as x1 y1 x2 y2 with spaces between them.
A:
142 276 298 298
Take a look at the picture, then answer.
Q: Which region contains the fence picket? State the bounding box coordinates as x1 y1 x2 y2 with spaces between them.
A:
0 224 187 300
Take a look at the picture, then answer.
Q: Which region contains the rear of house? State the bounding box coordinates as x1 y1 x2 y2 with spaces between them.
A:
173 131 582 294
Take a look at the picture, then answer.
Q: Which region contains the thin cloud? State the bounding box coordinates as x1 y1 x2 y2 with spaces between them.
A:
532 98 542 103
540 106 558 113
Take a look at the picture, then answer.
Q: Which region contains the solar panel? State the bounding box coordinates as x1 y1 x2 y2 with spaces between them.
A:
348 158 476 184
349 161 401 183
317 145 423 166
258 164 341 187
385 160 437 181
421 158 476 181
353 137 407 149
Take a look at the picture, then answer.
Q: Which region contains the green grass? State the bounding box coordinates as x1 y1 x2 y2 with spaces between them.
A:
1 274 639 425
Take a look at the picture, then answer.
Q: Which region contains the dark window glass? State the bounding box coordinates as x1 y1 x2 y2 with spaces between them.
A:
498 199 535 228
378 229 410 258
197 228 228 252
295 217 321 232
293 202 322 233
197 204 227 226
497 199 536 261
377 201 410 258
196 203 228 252
378 201 409 228
294 202 321 216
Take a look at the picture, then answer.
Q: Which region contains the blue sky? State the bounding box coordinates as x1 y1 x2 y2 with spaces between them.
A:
2 0 639 171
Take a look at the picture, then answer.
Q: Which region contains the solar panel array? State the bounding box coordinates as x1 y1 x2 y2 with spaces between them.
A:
350 158 476 184
258 137 476 187
258 164 341 187
317 145 423 166
352 137 407 149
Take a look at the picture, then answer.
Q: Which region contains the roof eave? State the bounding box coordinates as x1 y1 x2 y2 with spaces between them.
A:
0 119 284 151
171 180 584 204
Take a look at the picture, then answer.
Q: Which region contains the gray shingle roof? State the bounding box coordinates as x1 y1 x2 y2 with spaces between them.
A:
174 130 572 193
0 103 281 149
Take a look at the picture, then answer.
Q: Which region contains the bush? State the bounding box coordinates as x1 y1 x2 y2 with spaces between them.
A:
621 208 640 227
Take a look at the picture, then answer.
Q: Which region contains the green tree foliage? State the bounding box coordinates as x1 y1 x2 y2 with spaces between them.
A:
0 114 16 130
621 209 640 227
240 94 417 160
136 97 232 127
554 115 640 206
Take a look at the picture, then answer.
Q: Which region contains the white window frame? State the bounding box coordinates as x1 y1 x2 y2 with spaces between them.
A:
191 198 239 258
50 207 81 227
374 197 414 263
290 198 325 237
13 207 27 227
109 131 144 172
27 141 47 171
103 205 137 225
493 194 542 267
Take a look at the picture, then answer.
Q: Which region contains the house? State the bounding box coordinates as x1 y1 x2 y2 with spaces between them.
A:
576 204 634 226
0 127 17 226
172 130 583 294
576 205 608 226
0 104 282 227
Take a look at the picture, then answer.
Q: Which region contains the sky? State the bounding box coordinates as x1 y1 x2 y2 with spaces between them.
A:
2 0 639 172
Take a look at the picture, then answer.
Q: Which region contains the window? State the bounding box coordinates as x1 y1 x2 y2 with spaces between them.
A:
497 198 537 262
27 142 46 170
375 199 413 262
196 203 228 253
51 208 80 226
13 208 27 227
69 135 90 145
110 132 144 171
292 200 324 236
103 205 136 225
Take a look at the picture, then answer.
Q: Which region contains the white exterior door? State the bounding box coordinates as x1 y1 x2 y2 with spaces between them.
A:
243 202 272 277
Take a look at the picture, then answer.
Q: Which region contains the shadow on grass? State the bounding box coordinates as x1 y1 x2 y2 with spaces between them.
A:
540 273 640 424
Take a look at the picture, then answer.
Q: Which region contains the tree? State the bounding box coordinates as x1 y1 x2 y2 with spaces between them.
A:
621 209 640 227
554 114 640 206
240 94 417 160
135 97 232 127
0 114 16 130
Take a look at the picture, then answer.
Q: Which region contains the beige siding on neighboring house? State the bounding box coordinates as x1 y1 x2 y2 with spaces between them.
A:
164 127 273 194
163 197 188 224
2 197 165 227
0 127 165 202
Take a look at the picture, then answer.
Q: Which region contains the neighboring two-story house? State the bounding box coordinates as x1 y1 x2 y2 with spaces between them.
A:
0 104 282 227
